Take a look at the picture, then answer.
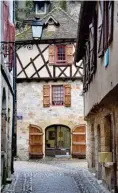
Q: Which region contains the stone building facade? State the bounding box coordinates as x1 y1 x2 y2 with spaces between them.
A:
16 1 86 160
17 80 85 160
1 0 15 187
75 1 118 192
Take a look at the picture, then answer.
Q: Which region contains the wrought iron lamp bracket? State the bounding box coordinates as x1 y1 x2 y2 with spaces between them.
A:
0 41 33 55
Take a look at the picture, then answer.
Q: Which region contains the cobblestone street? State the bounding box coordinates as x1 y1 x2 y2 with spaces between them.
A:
2 159 110 193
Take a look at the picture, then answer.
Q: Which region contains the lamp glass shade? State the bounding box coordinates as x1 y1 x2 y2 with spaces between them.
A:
32 25 43 39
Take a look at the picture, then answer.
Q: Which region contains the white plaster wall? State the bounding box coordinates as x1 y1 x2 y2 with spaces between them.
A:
17 44 83 78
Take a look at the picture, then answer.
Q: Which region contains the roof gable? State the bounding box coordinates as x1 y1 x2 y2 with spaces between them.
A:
16 7 78 41
44 15 59 25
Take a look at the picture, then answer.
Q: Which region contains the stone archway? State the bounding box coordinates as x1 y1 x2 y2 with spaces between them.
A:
45 124 71 157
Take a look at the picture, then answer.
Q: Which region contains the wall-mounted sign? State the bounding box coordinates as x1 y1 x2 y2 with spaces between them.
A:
104 48 109 67
17 113 23 120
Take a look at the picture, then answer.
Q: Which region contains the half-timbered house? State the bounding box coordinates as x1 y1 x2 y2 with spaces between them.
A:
16 1 86 160
75 1 118 192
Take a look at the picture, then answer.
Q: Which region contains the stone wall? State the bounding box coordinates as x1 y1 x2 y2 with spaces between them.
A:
86 103 118 191
1 76 13 181
0 0 14 185
17 80 85 160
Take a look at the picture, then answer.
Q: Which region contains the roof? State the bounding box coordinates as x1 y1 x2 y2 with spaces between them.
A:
74 1 96 63
16 7 78 41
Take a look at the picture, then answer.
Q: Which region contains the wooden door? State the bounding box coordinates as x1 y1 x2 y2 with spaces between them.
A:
29 125 43 159
72 125 86 158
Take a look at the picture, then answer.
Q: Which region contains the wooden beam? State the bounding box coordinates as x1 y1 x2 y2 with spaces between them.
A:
36 45 52 78
30 58 40 78
16 53 28 78
16 38 76 45
17 45 49 77
31 64 45 78
53 65 56 78
73 67 83 77
57 66 68 78
16 77 83 83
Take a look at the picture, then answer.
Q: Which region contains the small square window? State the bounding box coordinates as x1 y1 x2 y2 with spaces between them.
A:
36 2 46 14
56 46 66 64
52 85 64 106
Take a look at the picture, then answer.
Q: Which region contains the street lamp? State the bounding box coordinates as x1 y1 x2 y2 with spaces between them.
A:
1 18 44 56
31 18 44 40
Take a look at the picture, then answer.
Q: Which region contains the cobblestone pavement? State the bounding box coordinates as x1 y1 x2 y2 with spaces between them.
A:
2 158 110 193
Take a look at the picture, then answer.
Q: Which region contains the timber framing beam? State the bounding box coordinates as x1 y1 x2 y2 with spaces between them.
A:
16 38 76 46
16 77 83 83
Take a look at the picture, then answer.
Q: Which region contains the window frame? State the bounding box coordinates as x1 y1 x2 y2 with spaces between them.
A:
56 45 66 65
51 85 64 106
35 2 47 15
98 1 114 56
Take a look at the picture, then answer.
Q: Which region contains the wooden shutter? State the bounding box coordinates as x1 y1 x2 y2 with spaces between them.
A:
98 1 104 57
89 13 97 75
43 85 50 107
29 125 43 159
66 45 73 65
108 1 114 45
64 84 71 107
49 45 55 65
9 23 15 71
72 125 86 158
3 1 9 56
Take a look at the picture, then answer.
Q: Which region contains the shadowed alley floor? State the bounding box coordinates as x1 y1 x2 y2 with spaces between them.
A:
2 159 110 193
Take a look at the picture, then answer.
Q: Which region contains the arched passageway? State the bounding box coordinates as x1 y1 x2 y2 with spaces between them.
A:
45 125 71 157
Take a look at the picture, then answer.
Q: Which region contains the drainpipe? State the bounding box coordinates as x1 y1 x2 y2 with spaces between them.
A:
111 112 117 193
11 0 16 174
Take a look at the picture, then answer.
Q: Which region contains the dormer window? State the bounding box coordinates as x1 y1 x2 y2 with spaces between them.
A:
36 2 47 14
45 16 59 32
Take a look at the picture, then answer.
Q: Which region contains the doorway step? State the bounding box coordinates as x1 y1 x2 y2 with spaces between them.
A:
55 155 71 158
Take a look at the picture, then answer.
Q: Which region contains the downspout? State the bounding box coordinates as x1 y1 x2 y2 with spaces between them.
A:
11 0 16 174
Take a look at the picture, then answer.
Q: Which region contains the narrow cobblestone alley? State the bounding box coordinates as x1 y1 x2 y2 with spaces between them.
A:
2 159 110 193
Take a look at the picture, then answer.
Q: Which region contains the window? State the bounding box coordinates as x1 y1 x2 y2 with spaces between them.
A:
36 2 46 14
98 1 114 56
49 45 73 65
56 46 66 64
43 84 71 107
52 85 64 106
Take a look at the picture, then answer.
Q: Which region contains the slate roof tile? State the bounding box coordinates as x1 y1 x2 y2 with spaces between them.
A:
16 7 78 41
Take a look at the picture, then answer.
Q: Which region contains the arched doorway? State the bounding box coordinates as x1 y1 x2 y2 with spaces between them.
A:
29 124 43 159
45 125 71 157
